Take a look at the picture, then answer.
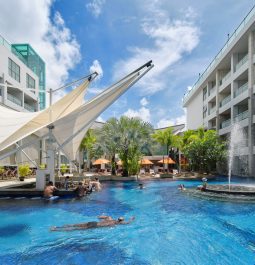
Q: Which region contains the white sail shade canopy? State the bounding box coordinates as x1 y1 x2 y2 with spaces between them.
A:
0 79 90 151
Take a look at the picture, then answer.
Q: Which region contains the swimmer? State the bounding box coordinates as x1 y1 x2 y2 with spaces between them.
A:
178 184 186 191
50 216 135 231
138 183 144 189
44 181 59 199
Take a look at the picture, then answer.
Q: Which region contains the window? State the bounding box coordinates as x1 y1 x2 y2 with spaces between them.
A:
26 74 35 90
8 58 20 82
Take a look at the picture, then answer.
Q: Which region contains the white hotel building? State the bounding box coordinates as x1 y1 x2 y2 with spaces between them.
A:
0 34 46 166
183 7 255 177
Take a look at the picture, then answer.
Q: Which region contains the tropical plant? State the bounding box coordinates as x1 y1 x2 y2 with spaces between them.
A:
117 116 153 176
80 129 97 170
0 166 5 178
39 164 46 169
152 127 180 172
96 116 153 176
60 164 68 174
182 129 226 172
18 164 31 178
95 118 121 175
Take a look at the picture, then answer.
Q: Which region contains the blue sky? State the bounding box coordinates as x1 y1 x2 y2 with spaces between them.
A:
0 0 255 128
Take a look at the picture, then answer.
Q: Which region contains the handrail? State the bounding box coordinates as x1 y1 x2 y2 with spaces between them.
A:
183 4 255 104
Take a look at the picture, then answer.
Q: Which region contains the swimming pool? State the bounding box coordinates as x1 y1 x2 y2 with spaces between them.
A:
0 178 255 265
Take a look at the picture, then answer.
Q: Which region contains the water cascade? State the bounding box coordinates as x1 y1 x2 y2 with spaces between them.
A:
228 123 247 190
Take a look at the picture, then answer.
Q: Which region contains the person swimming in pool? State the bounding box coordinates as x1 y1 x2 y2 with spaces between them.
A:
44 181 59 199
50 215 135 231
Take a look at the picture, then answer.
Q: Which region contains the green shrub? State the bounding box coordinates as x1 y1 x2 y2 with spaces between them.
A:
60 164 68 174
0 166 5 175
18 164 31 177
39 164 46 169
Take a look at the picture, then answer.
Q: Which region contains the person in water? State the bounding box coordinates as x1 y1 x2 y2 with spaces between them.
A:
74 182 86 198
43 181 59 199
138 183 144 189
50 215 135 231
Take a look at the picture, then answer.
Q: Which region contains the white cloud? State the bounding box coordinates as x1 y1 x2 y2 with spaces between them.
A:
113 4 200 95
140 97 148 106
157 114 186 128
0 1 81 105
89 60 103 80
124 107 151 123
86 0 105 18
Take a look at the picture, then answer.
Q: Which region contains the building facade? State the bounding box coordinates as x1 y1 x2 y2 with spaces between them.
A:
0 34 46 166
183 6 255 177
0 35 46 112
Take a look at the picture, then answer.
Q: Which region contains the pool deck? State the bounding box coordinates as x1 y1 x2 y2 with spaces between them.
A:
0 178 36 189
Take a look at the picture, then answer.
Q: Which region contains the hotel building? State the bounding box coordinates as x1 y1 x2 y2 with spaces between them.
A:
0 34 46 112
0 34 46 166
183 7 255 177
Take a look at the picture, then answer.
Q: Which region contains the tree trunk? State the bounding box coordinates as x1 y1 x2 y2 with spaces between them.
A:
111 155 116 176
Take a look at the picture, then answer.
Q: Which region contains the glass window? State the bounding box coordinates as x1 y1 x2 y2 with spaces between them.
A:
8 58 20 82
26 74 35 89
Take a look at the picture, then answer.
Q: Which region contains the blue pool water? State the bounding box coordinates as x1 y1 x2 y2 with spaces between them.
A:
1 178 255 265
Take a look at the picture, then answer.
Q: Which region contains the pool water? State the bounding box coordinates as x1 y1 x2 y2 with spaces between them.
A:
1 178 255 265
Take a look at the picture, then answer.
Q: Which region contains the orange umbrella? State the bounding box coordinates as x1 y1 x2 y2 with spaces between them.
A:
158 157 176 164
139 158 153 165
116 160 122 166
93 158 110 165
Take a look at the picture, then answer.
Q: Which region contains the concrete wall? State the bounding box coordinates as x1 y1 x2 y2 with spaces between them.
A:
186 89 203 129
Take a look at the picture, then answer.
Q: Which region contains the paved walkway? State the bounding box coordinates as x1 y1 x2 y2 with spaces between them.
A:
0 178 36 189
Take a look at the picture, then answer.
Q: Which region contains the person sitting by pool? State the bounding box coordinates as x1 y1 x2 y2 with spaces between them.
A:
74 182 86 198
90 177 102 191
50 215 135 231
43 181 59 199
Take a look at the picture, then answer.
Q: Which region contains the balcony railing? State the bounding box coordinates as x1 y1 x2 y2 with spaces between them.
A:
209 106 216 115
219 71 231 86
234 110 249 122
220 94 231 107
183 5 255 104
208 86 216 96
220 119 231 129
234 82 248 97
235 54 248 72
24 103 35 112
7 93 22 106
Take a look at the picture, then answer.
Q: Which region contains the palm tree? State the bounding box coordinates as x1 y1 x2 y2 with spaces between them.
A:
97 116 153 176
152 127 176 172
95 118 120 175
80 129 96 171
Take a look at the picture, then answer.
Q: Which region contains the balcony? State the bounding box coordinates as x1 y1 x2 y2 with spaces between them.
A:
208 86 216 96
220 119 231 129
208 106 216 115
7 93 22 106
220 95 231 107
234 54 248 72
234 82 248 98
24 102 35 112
219 71 231 86
234 110 249 122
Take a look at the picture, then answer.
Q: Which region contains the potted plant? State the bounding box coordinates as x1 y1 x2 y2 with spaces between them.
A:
18 164 31 181
60 164 68 175
0 166 5 180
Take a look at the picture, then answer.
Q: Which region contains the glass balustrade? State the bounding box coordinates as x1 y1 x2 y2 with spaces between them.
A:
220 119 231 129
220 95 231 107
209 106 216 115
234 82 248 97
234 110 249 122
24 103 35 112
7 93 22 106
235 54 248 71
